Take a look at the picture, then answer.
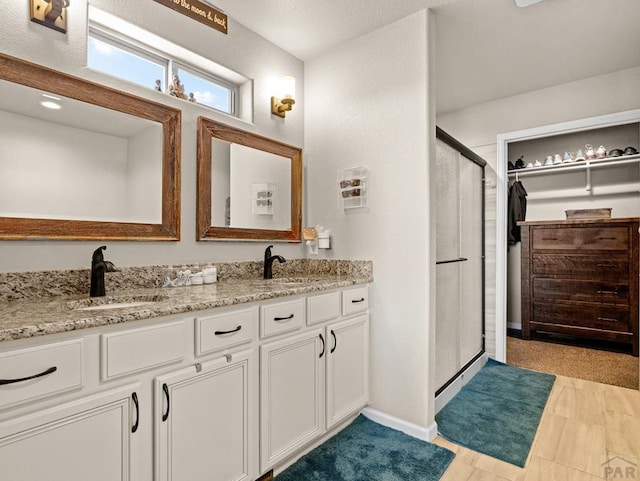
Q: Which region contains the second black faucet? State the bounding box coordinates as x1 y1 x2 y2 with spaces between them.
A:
263 245 286 279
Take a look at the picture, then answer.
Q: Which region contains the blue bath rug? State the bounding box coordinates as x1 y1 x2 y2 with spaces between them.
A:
435 358 555 467
275 414 455 481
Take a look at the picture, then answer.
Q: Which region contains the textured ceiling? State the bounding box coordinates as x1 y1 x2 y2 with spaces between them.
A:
211 0 451 61
210 0 640 113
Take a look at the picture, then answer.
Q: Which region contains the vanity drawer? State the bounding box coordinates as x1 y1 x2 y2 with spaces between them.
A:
196 307 258 356
101 321 185 380
307 291 340 326
531 227 628 251
342 286 369 316
261 298 305 338
0 339 83 410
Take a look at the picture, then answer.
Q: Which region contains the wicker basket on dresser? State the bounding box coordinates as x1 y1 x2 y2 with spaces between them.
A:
519 218 639 357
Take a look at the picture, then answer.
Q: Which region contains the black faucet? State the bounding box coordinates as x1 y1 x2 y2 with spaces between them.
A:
90 246 118 297
263 245 286 279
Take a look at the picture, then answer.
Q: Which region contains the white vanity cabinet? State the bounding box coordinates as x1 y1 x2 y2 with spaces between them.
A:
0 282 370 481
325 314 369 430
0 383 141 481
260 328 326 470
154 349 256 481
260 286 370 473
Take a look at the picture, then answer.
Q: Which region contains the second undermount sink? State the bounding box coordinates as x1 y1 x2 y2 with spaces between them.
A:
65 294 168 311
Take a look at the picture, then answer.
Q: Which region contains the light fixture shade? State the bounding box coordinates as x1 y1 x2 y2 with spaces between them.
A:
280 76 295 99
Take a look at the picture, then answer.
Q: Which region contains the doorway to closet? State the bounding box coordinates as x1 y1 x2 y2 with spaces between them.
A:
496 109 640 389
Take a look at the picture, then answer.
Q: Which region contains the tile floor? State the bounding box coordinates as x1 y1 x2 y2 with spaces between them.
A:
434 375 640 480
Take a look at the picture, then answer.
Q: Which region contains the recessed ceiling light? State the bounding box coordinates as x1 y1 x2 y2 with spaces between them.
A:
40 100 62 110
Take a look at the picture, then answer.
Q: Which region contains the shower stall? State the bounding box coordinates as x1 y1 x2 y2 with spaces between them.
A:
434 127 486 399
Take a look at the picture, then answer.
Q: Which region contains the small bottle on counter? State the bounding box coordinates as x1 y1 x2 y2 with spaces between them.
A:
202 265 217 284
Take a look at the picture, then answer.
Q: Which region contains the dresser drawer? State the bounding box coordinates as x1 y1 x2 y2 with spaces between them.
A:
101 321 185 380
532 254 629 280
532 278 629 305
195 307 258 356
532 302 630 332
342 286 369 316
307 291 340 326
0 339 83 410
531 227 628 250
261 298 305 338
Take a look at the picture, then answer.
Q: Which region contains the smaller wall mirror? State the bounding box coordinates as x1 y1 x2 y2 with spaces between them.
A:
197 118 302 241
0 53 181 241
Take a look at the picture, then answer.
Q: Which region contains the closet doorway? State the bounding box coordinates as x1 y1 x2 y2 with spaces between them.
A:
434 127 486 406
496 110 640 389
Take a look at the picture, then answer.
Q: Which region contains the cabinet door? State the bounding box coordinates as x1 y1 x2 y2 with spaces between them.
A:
0 384 140 481
155 349 255 481
260 329 325 471
326 315 369 429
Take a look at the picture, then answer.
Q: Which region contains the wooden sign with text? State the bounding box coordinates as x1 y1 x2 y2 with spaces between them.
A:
154 0 228 35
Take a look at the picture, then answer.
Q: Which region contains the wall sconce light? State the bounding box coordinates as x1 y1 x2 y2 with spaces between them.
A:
271 76 296 118
30 0 70 34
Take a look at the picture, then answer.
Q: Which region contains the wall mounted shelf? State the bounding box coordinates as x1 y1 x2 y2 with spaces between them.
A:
339 167 368 210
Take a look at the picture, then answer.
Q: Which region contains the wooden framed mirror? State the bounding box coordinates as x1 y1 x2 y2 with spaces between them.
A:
197 117 302 241
0 53 181 241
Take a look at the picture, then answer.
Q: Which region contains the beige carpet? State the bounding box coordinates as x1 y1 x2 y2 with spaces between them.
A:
507 337 639 390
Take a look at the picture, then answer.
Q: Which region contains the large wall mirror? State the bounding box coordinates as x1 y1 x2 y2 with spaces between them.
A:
0 53 181 240
197 117 302 241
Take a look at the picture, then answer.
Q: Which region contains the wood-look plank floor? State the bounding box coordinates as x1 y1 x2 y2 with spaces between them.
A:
434 375 640 480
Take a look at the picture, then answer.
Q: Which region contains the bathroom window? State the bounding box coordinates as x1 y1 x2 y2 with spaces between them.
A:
174 64 235 114
88 28 168 92
87 23 239 117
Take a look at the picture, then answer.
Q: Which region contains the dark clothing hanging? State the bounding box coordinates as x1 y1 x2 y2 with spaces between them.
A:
508 180 527 245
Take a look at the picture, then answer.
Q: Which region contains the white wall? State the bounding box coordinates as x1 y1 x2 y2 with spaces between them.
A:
305 11 435 431
437 65 640 347
0 0 305 272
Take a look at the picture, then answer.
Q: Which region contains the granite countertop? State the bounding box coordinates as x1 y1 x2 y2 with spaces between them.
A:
0 274 372 343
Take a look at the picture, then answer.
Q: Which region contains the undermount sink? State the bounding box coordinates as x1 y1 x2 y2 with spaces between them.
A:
74 301 155 311
65 294 168 311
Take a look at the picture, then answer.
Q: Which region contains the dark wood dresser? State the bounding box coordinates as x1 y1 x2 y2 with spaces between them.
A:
519 218 639 356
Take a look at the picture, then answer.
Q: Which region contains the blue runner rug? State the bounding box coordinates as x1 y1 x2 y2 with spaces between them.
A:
435 358 555 467
275 415 455 481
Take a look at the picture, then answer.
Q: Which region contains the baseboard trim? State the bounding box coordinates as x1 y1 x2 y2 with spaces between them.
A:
434 353 487 415
507 322 522 330
361 407 438 442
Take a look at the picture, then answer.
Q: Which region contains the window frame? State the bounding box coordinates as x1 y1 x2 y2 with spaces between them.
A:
87 26 238 117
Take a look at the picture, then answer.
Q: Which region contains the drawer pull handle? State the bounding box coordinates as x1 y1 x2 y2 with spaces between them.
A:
597 290 619 295
131 392 140 434
274 314 294 322
597 237 617 241
541 237 558 241
162 383 170 422
597 317 618 322
215 325 242 335
0 366 57 385
597 264 617 268
319 333 325 358
330 329 337 354
351 298 366 303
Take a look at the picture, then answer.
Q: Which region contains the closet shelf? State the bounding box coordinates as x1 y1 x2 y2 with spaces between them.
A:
507 153 640 179
508 154 640 192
